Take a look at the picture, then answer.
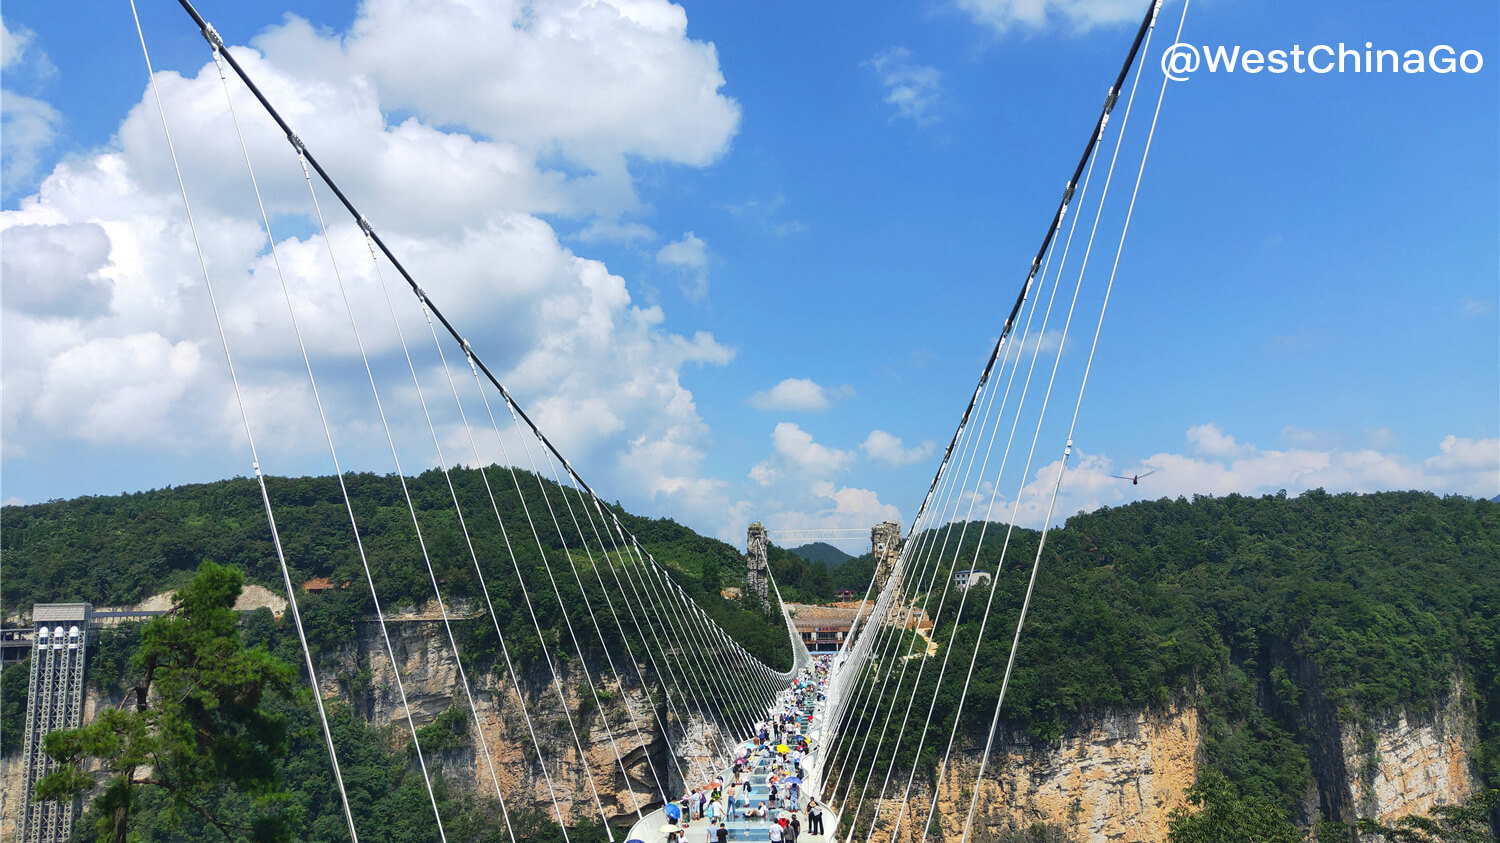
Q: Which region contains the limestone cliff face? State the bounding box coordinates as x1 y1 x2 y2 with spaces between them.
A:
855 701 1200 843
843 679 1485 843
1 752 23 842
1340 677 1482 826
319 619 719 828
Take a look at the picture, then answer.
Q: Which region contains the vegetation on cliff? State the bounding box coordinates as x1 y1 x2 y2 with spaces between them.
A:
830 490 1498 835
1 466 794 677
36 562 601 843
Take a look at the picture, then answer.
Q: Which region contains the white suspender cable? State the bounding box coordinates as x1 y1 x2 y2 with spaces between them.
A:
563 479 686 799
542 462 676 807
365 252 516 839
875 210 1063 840
888 68 1113 839
463 375 624 829
621 542 742 771
828 381 989 821
600 518 715 789
586 500 708 790
415 323 581 836
963 5 1185 839
124 6 358 841
206 41 450 841
497 419 645 821
916 103 1108 838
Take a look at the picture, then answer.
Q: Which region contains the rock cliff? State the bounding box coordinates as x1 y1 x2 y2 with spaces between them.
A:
835 681 1484 843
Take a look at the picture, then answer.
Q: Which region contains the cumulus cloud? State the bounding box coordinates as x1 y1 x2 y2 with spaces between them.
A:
1187 422 1253 459
1 0 745 529
2 90 61 196
752 480 903 553
950 425 1500 530
1 20 61 198
2 223 114 317
573 219 657 244
956 0 1144 35
255 1 739 216
864 47 941 126
748 377 854 412
862 430 936 466
656 231 711 301
771 422 854 476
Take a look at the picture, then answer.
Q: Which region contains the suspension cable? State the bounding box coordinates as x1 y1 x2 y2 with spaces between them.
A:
125 4 358 840
962 5 1187 839
206 40 451 841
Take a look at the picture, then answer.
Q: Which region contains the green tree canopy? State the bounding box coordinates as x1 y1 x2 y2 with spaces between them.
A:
38 561 296 843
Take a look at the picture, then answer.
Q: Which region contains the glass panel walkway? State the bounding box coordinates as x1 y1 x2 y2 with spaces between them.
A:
627 654 839 843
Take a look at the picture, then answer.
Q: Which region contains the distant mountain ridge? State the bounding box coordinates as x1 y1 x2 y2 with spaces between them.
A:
788 541 854 566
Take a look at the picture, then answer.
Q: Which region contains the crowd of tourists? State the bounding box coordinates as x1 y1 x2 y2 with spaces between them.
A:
658 655 832 842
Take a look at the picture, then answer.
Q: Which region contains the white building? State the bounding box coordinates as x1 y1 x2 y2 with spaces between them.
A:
954 569 992 591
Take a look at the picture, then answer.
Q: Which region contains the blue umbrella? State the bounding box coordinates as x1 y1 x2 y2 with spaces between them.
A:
782 775 802 785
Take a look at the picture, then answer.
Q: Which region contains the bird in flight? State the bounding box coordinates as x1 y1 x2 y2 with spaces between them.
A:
1110 469 1157 485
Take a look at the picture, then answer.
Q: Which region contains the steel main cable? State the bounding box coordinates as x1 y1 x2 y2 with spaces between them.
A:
815 2 1165 833
962 3 1190 838
168 0 794 689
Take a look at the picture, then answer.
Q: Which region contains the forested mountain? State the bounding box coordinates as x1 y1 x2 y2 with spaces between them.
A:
0 467 793 671
830 490 1499 836
5 480 1496 839
788 541 854 567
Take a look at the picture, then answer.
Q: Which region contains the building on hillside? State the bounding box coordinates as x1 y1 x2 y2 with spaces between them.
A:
19 603 92 843
785 603 862 653
954 569 992 591
836 588 856 601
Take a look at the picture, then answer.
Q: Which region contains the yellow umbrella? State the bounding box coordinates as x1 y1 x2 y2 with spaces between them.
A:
777 744 790 753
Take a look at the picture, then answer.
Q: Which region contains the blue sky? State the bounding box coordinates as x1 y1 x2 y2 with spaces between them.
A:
2 0 1496 549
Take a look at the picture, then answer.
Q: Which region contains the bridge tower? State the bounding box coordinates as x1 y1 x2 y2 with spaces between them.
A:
871 521 901 595
745 522 770 612
19 603 91 843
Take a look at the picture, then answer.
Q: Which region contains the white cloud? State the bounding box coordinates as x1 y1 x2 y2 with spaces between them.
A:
255 1 739 216
2 223 113 317
1 20 61 197
862 430 936 466
754 481 903 553
656 231 711 301
955 426 1500 530
1 89 61 197
1186 422 1252 459
771 422 853 476
1 19 53 76
725 195 806 238
572 219 657 244
864 47 941 126
1425 435 1499 475
748 461 779 486
1 19 29 69
31 333 205 445
1 0 745 527
956 0 1144 35
748 377 854 412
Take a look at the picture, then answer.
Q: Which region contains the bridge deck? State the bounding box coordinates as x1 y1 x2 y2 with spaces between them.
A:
627 658 838 843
